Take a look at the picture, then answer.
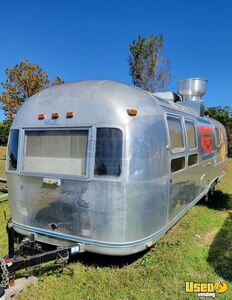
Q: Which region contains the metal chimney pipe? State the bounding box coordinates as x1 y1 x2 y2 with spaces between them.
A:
178 78 208 116
179 78 208 101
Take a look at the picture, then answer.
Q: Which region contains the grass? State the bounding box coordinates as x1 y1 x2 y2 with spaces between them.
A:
0 160 6 178
0 146 6 160
0 146 6 178
0 157 232 299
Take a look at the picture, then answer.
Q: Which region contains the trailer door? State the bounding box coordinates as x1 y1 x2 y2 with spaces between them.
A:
166 115 188 220
184 119 199 203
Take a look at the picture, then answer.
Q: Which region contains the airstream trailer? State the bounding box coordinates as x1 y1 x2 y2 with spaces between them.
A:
6 78 227 256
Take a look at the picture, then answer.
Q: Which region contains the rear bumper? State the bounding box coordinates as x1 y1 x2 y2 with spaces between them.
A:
13 221 150 256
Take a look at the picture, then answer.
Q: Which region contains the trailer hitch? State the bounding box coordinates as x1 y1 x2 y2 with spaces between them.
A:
0 258 11 289
6 219 14 259
0 245 71 289
0 222 73 290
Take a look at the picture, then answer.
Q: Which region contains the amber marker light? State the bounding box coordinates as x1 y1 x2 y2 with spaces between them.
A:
51 112 60 119
127 109 137 116
66 111 74 119
38 113 45 120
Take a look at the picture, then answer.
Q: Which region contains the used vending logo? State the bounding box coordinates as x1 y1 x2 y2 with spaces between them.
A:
185 281 228 298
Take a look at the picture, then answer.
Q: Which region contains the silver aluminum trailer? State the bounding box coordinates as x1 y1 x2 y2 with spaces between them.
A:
6 78 227 255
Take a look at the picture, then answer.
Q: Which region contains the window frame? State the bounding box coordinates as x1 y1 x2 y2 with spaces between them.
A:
166 114 186 154
187 153 199 167
183 118 199 168
93 127 124 179
165 114 186 174
6 128 21 174
20 127 92 180
214 126 221 148
198 124 215 160
171 155 186 173
184 118 198 151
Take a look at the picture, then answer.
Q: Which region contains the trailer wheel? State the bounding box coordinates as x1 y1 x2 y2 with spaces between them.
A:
209 185 215 199
199 192 208 205
199 185 215 205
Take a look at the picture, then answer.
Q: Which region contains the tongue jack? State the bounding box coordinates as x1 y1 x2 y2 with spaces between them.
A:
6 219 15 259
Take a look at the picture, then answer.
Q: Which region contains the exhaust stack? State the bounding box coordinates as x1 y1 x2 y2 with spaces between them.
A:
178 78 208 116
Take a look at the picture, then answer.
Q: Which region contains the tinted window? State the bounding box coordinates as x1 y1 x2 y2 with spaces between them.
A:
8 129 19 171
198 125 214 159
215 127 220 146
188 154 198 166
185 120 197 149
219 128 224 144
171 157 185 172
167 116 184 151
94 128 122 177
24 130 88 176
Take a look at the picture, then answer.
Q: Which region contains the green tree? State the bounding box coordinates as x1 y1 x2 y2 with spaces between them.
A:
205 106 232 124
0 61 63 121
52 76 64 86
128 34 171 93
0 121 11 146
205 106 232 157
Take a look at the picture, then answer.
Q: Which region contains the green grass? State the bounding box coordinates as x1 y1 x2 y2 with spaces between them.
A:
0 160 6 178
0 201 9 257
0 146 6 160
0 159 232 299
0 146 6 178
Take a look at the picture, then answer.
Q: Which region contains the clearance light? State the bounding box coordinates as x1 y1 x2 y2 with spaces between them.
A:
38 113 45 120
127 109 137 116
146 240 153 248
51 113 60 119
66 111 74 119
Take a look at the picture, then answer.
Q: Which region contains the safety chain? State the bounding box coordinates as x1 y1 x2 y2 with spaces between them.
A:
0 258 10 289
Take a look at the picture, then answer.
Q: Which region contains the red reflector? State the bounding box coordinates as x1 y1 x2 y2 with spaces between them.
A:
51 113 60 119
38 113 45 120
3 258 12 264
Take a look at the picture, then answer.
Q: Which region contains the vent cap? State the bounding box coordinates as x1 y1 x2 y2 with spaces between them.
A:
178 78 208 101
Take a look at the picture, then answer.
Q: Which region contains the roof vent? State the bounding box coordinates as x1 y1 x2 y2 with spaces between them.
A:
153 92 181 102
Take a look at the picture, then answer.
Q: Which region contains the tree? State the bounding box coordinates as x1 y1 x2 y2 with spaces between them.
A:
0 121 11 145
52 76 64 86
0 61 64 121
205 106 232 157
205 106 232 124
128 34 171 93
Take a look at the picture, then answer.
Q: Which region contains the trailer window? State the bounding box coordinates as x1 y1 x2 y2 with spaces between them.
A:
215 127 220 146
7 129 19 171
198 125 214 159
23 130 88 176
188 153 198 166
167 116 184 151
171 157 185 172
185 120 197 149
219 128 224 144
94 128 122 177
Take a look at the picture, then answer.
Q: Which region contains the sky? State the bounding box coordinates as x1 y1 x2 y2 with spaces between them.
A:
0 0 232 120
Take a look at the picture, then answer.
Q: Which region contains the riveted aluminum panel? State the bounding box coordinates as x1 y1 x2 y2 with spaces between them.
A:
7 80 228 255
